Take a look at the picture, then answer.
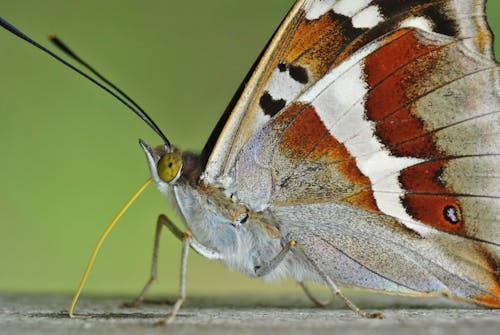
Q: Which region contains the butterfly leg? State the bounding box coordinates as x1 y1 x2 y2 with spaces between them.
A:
298 281 334 308
156 230 191 326
254 240 296 277
122 215 171 308
123 214 221 308
299 249 384 319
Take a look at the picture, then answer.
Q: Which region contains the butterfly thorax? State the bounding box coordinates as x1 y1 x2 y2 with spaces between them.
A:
147 148 285 278
178 174 287 277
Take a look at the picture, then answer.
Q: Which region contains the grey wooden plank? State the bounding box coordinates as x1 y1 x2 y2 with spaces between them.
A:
1 294 499 335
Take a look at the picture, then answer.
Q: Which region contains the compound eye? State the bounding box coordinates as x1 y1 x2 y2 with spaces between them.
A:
157 151 183 183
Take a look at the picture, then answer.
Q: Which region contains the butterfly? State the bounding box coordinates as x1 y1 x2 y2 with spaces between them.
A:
128 0 500 323
1 0 499 325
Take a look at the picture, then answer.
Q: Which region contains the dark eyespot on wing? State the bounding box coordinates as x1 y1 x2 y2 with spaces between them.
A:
443 205 461 224
289 64 309 84
260 91 286 117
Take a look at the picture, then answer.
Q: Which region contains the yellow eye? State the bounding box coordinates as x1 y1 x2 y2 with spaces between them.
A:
157 151 183 183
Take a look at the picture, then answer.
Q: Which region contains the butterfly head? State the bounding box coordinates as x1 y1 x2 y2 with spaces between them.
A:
139 139 183 186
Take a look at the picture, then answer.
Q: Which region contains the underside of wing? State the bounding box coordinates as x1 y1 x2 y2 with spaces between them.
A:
199 0 499 305
233 27 499 244
272 201 500 306
202 0 495 185
228 24 499 305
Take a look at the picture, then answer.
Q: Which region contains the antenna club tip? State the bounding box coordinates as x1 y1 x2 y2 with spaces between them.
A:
48 33 56 40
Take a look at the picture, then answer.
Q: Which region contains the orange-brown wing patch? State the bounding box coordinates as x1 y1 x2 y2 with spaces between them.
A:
362 30 462 160
278 105 329 160
365 31 442 116
286 11 366 78
471 248 500 307
362 30 464 233
275 104 376 211
399 161 464 235
362 27 499 247
474 283 500 307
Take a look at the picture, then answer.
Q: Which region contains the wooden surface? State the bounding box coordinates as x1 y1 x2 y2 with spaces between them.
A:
1 294 500 334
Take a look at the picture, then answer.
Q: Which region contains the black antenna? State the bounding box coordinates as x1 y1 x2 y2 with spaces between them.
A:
48 34 145 120
0 17 171 148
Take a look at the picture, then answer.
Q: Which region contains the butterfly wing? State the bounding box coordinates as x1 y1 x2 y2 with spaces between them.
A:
201 0 496 185
246 27 499 305
272 200 500 306
209 1 499 305
270 28 499 243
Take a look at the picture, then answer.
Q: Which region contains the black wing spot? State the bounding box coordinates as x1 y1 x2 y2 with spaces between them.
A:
421 7 457 37
278 63 287 72
443 205 461 224
289 64 309 84
260 91 286 117
276 63 308 84
433 165 446 186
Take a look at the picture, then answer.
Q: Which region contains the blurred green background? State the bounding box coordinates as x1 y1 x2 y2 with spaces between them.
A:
0 1 499 300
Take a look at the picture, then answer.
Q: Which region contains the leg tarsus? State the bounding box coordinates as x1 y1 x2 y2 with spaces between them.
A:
121 276 155 307
298 281 333 308
157 233 190 326
299 245 384 319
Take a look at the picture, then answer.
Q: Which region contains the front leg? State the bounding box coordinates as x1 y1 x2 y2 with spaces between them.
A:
124 214 221 308
157 231 191 326
160 214 222 260
254 240 296 277
122 215 166 308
